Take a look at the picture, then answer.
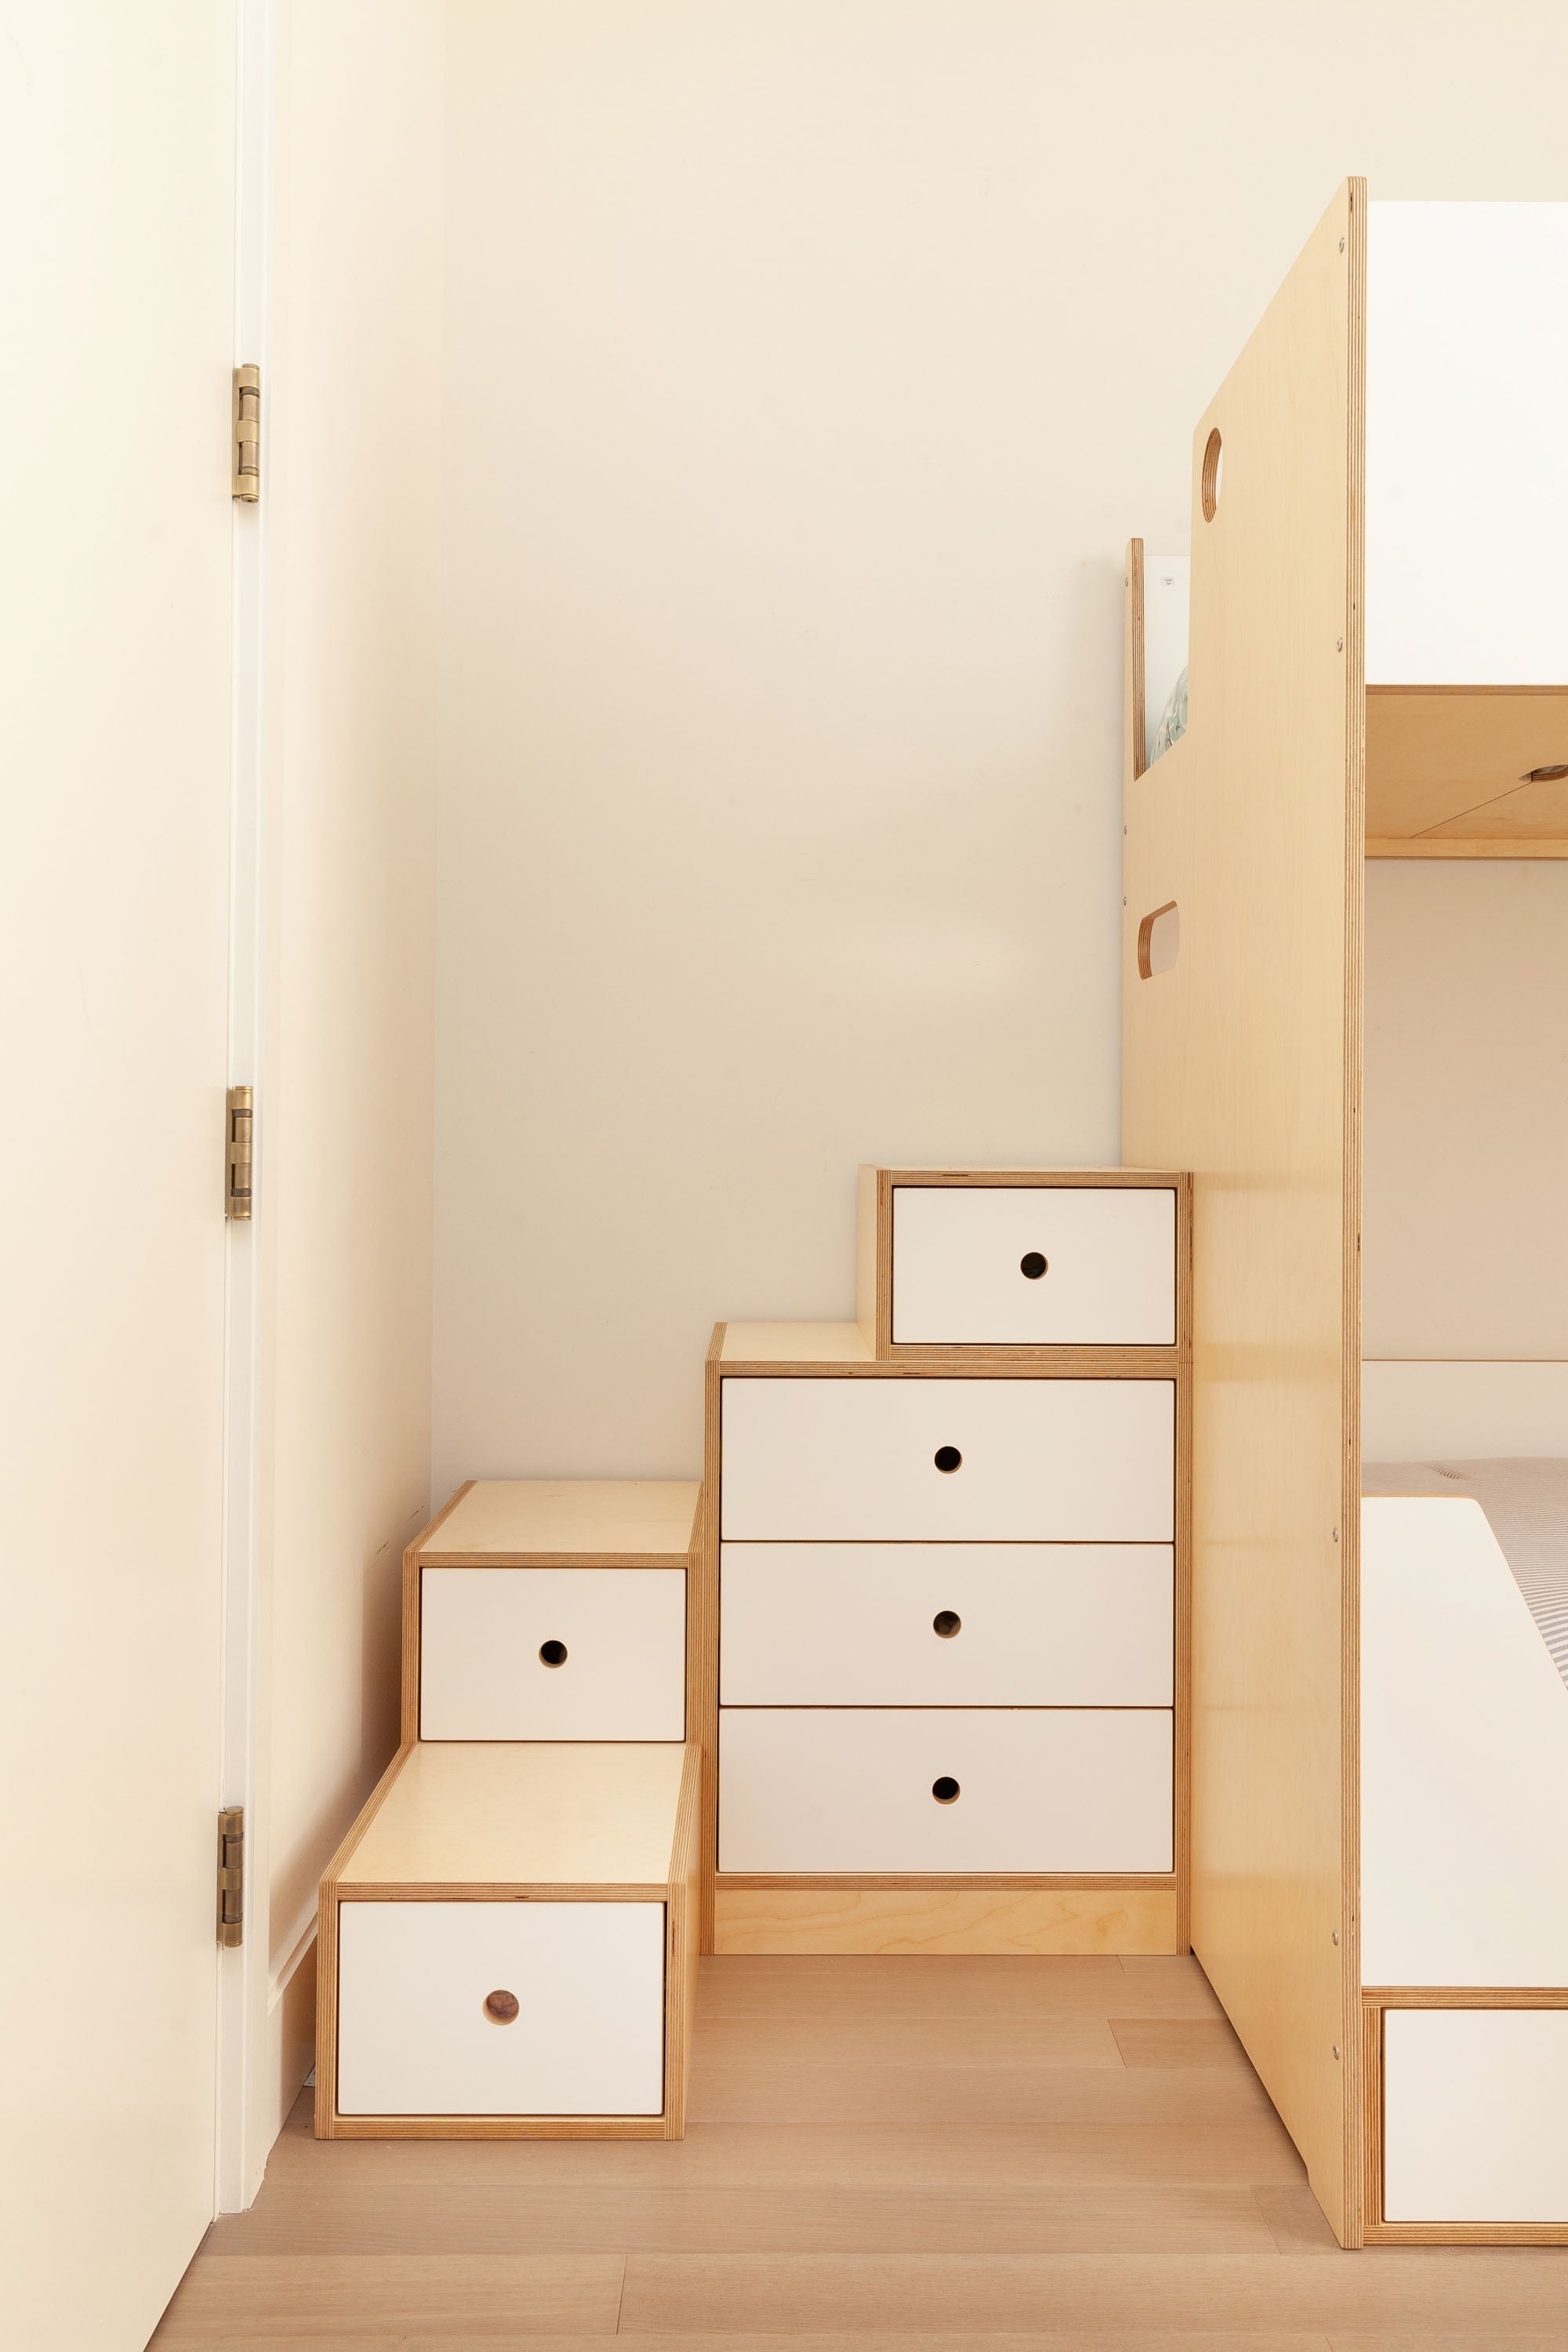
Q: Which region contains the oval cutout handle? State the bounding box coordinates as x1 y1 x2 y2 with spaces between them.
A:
1136 900 1179 980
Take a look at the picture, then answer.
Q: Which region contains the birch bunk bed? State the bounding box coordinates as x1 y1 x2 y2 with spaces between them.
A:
1122 187 1568 2248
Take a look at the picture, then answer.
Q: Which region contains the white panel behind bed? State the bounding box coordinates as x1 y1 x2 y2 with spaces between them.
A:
1361 1497 1568 1986
1367 202 1568 684
1363 1362 1568 1460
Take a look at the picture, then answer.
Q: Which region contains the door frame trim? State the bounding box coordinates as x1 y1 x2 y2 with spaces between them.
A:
217 0 274 2215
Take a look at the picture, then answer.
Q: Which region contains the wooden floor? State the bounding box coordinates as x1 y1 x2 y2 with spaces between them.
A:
154 1954 1566 2347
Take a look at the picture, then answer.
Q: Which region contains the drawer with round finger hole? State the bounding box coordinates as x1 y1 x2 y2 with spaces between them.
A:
891 1181 1177 1346
717 1705 1174 1874
720 1542 1173 1707
419 1566 685 1740
719 1376 1173 1542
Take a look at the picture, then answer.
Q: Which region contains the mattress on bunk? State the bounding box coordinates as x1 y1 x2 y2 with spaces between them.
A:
1361 1457 1568 1689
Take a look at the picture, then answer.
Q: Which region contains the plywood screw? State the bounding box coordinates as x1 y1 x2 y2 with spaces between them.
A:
1333 2045 1341 2060
1339 238 1345 252
1332 1528 1339 1542
1336 637 1344 652
1332 1929 1340 1944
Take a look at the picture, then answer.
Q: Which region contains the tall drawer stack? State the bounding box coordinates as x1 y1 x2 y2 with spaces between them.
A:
316 1480 702 2140
703 1167 1190 1957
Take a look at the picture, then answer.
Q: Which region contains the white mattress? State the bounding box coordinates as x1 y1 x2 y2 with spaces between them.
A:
1362 1458 1568 1687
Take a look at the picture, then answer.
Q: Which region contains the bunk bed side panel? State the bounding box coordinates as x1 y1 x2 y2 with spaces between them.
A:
1122 180 1365 2245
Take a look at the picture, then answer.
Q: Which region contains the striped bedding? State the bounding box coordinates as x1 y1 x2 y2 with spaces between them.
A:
1362 1458 1568 1690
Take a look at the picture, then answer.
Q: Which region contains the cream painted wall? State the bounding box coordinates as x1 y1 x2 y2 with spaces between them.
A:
255 0 443 2179
1363 862 1568 1365
434 2 1568 1494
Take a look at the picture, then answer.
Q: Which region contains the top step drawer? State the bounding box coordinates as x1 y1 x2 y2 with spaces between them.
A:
891 1183 1177 1347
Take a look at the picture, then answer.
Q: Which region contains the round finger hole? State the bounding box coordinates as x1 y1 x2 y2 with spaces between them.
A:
539 1639 568 1667
483 1988 520 2025
932 1610 962 1639
1201 426 1222 521
934 1445 962 1473
931 1776 960 1804
1019 1250 1047 1280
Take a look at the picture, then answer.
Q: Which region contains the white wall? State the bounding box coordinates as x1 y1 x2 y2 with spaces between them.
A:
435 2 1568 1494
1363 861 1568 1363
253 0 443 2183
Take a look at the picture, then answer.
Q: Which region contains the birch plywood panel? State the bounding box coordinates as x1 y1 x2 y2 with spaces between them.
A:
1121 182 1364 2241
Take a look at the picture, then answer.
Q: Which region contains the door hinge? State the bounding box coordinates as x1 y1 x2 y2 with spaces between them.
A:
232 365 260 501
226 1085 253 1221
217 1806 245 1948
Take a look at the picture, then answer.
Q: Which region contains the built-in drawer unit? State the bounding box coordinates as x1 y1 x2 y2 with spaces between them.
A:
720 1542 1173 1707
419 1566 685 1740
891 1182 1177 1347
337 1899 666 2118
1382 2008 1568 2224
318 1740 699 2140
404 1478 701 1748
718 1706 1173 1874
720 1376 1174 1543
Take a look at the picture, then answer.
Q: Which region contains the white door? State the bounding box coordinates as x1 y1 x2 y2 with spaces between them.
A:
0 8 238 2347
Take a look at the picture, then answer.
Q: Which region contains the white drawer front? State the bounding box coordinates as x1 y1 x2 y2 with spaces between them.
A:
892 1185 1176 1346
720 1377 1173 1541
720 1543 1173 1705
336 1900 665 2116
419 1567 685 1740
1384 2009 1568 2223
718 1707 1173 1873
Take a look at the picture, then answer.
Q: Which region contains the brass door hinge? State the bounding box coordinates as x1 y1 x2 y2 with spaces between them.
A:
217 1806 245 1948
232 365 260 500
226 1085 253 1221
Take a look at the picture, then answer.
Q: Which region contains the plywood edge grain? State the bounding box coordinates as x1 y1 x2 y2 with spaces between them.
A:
699 1341 722 1953
720 1345 1184 1380
879 1167 1186 1186
333 1879 674 1902
664 1742 702 2137
855 1163 880 1356
712 1884 1181 1956
402 1485 474 1745
1363 1986 1568 2006
1365 2220 1568 2245
325 2113 669 2141
1339 169 1369 2252
1366 837 1568 858
315 1742 418 2139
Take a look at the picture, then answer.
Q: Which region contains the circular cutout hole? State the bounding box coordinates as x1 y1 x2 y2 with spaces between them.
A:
1019 1250 1047 1280
1200 427 1222 521
931 1775 960 1804
539 1639 568 1667
932 1609 962 1639
1523 763 1568 783
483 1988 520 2025
933 1445 962 1473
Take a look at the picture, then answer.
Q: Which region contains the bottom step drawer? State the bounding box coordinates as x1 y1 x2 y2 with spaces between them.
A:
718 1708 1172 1874
336 1900 666 2116
1384 2009 1568 2223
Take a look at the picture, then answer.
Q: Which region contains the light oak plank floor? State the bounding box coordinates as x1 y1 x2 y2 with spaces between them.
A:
151 1955 1566 2344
